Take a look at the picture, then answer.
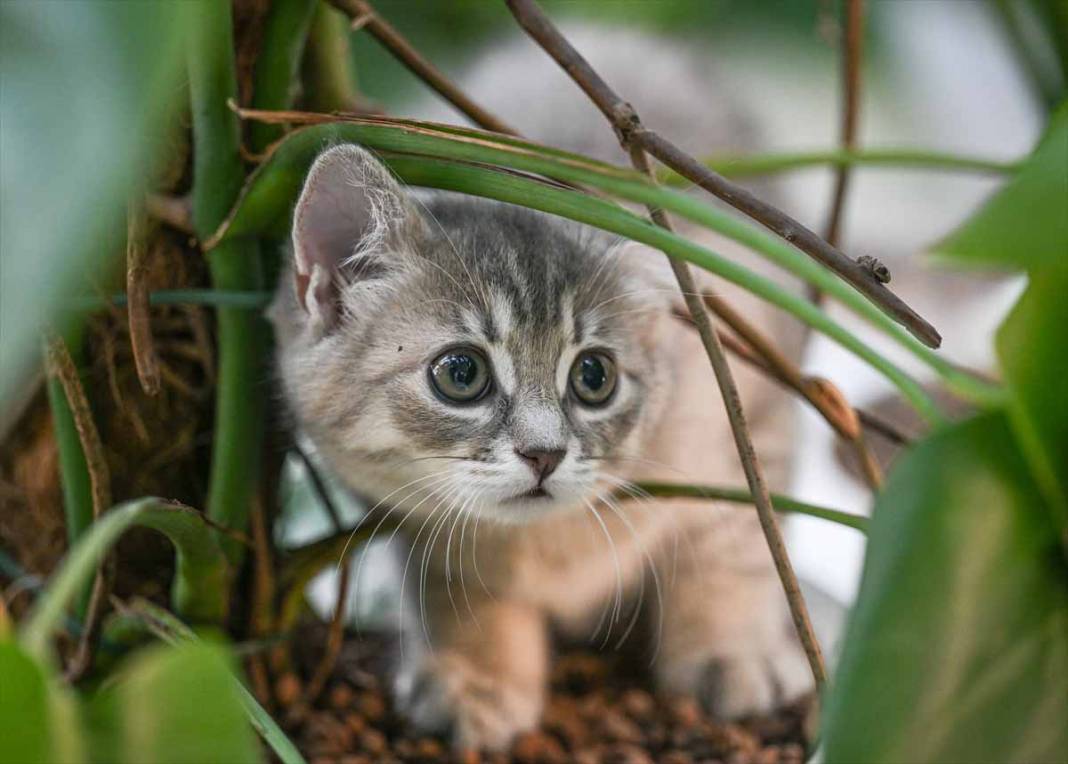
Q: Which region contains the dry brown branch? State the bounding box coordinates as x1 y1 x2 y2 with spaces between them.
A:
44 334 112 680
703 293 882 489
126 197 162 396
144 192 194 236
505 0 937 350
324 0 518 136
503 0 827 689
812 0 865 304
302 557 351 706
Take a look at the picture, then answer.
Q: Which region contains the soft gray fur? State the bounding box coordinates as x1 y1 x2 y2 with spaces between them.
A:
271 27 809 751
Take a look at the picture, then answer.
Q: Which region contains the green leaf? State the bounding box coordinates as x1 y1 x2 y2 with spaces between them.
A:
211 124 952 420
0 640 85 764
0 1 190 412
998 265 1068 538
109 642 260 764
934 102 1068 270
21 499 230 659
822 412 1068 764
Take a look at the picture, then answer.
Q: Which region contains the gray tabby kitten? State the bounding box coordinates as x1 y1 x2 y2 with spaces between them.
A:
269 142 811 749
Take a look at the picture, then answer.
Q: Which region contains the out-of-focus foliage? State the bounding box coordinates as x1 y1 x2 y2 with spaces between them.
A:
933 103 1068 271
0 638 259 764
822 414 1068 763
823 103 1068 764
0 1 190 415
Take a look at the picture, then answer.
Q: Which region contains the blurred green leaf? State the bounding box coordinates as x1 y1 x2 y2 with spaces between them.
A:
822 412 1068 764
997 264 1068 538
0 640 85 764
933 102 1068 270
0 1 190 414
109 642 260 764
21 499 230 658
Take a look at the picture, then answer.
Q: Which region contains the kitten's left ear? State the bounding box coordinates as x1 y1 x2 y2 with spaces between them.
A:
291 144 422 334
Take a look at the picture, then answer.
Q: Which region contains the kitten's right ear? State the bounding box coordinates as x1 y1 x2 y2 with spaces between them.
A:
291 144 421 334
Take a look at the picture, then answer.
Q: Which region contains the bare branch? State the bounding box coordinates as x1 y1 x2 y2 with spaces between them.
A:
812 0 865 304
505 0 939 350
325 0 518 136
503 0 827 689
44 334 111 680
126 197 162 396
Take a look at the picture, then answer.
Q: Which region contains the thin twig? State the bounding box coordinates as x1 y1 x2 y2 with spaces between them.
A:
505 0 937 349
44 335 112 680
703 292 882 488
503 0 827 690
145 192 195 236
126 196 162 396
325 0 518 135
812 0 865 304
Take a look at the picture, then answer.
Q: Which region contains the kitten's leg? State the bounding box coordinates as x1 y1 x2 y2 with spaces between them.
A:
652 507 812 718
395 582 548 750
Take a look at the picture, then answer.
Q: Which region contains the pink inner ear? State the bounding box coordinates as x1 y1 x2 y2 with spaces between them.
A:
295 271 311 312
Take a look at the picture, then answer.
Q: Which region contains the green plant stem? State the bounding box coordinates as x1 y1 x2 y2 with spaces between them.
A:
217 119 1003 412
21 499 229 660
633 482 868 532
302 2 361 113
656 147 1021 184
72 290 272 311
249 0 317 153
187 1 266 565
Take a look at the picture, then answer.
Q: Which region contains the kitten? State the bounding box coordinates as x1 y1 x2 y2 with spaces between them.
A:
269 139 811 749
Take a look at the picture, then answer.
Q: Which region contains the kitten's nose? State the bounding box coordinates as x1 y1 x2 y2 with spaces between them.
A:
515 448 566 482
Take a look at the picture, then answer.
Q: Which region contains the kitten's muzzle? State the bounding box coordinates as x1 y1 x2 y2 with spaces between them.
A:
514 447 565 483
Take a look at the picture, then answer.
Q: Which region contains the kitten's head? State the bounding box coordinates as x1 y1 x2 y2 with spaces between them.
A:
271 145 673 523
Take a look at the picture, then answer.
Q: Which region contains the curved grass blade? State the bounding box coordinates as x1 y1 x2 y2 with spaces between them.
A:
21 499 229 659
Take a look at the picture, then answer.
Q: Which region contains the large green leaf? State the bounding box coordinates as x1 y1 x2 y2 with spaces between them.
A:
933 102 1068 270
822 412 1068 763
0 640 84 764
0 1 190 415
998 265 1068 538
107 642 260 764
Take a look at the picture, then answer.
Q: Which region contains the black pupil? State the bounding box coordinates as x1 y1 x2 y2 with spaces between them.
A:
580 356 606 391
447 354 478 389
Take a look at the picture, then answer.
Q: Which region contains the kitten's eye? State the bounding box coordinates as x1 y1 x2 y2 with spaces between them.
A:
429 348 491 403
569 351 617 406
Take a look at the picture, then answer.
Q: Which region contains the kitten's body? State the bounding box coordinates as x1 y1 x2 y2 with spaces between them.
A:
272 26 809 750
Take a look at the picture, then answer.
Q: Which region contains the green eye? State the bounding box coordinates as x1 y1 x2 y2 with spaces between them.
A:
569 351 617 406
429 348 491 403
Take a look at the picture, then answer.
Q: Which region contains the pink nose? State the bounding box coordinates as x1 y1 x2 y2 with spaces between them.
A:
515 448 565 482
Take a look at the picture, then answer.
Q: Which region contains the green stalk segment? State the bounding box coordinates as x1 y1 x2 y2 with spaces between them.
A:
187 1 266 564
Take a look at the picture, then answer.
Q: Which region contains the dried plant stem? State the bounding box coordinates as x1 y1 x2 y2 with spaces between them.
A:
812 0 865 304
325 0 517 135
506 0 936 349
145 192 194 235
126 197 162 396
44 334 112 678
703 293 882 489
502 0 826 689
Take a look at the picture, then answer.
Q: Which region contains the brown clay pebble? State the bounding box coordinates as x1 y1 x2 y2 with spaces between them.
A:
603 743 654 764
344 712 366 735
452 749 481 764
512 731 567 764
415 736 446 760
329 682 356 710
659 752 694 764
356 690 387 722
339 757 372 764
599 710 643 744
274 672 302 707
621 689 656 721
358 728 388 756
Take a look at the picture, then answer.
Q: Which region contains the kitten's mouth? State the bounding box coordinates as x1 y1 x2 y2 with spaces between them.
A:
507 486 551 502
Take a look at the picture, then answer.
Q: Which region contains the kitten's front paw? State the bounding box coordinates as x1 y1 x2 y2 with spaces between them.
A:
396 653 543 750
660 635 812 719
